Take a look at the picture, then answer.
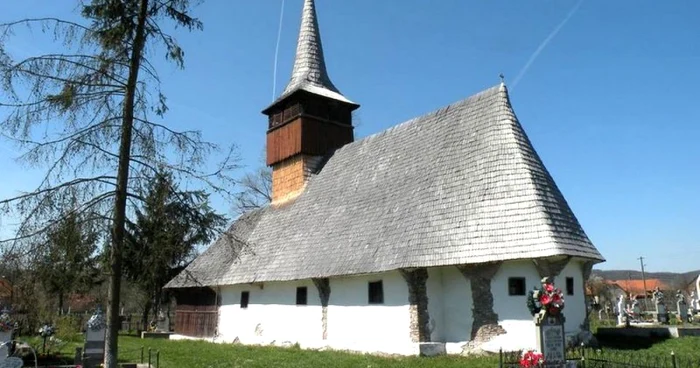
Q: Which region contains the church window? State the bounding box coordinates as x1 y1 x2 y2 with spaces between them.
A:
296 286 308 305
508 277 526 296
240 291 250 308
566 277 575 295
368 280 384 304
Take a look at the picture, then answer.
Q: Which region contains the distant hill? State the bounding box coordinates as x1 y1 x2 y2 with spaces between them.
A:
591 269 700 288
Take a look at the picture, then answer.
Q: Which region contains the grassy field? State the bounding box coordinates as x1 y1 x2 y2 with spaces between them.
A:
16 334 700 368
118 337 494 368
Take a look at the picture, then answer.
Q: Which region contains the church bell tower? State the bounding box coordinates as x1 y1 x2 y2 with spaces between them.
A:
262 0 359 205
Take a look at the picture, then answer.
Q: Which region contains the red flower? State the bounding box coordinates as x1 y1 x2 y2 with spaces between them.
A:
520 350 545 367
539 294 551 306
544 283 554 292
552 293 561 303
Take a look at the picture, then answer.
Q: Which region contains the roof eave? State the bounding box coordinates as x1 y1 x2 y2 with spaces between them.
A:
262 86 360 115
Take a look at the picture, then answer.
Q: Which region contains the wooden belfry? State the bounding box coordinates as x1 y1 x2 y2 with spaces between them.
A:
262 0 359 204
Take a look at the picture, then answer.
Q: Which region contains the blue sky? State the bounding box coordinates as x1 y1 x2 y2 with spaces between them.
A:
1 1 699 273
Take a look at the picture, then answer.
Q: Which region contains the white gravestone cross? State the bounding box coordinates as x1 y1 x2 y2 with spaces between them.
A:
616 295 627 326
695 274 700 313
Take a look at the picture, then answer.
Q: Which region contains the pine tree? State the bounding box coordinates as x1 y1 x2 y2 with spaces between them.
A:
0 2 236 366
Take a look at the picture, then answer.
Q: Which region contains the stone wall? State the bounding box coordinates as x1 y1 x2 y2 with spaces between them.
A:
312 277 331 340
400 268 430 342
532 257 571 279
271 154 323 203
457 262 506 342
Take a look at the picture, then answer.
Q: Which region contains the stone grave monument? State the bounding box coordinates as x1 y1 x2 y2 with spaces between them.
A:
83 307 107 368
694 274 700 314
690 291 698 315
616 294 631 326
0 309 14 363
527 277 567 367
156 309 170 332
654 288 667 323
631 297 641 321
676 290 689 323
0 357 23 368
652 287 668 324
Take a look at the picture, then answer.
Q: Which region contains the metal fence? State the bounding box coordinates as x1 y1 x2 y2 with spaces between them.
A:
499 348 700 368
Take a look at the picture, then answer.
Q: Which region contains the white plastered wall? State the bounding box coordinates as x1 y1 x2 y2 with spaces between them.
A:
213 270 416 355
484 260 542 352
326 270 414 354
217 279 322 345
554 259 587 334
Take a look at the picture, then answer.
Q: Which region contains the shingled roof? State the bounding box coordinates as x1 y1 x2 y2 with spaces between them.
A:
264 0 356 112
166 83 604 289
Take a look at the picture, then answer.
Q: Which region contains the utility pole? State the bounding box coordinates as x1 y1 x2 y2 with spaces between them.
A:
639 256 648 311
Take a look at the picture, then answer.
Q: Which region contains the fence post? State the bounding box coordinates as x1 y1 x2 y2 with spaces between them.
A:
671 351 677 368
156 350 160 368
148 347 152 367
140 345 144 363
499 348 503 368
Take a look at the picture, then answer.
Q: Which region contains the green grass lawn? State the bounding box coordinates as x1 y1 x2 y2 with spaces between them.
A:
15 334 700 368
117 336 700 368
117 336 495 368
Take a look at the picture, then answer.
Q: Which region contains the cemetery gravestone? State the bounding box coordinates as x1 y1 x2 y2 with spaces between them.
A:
631 298 641 321
616 295 628 326
536 314 566 366
0 311 14 363
653 288 667 324
156 310 169 332
84 308 107 368
695 274 700 314
528 277 567 368
676 290 689 323
0 357 23 368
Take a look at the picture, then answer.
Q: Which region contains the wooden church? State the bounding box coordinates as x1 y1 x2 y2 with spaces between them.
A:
166 0 605 355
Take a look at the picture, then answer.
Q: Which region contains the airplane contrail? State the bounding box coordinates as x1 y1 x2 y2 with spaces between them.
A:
272 0 287 101
511 0 585 89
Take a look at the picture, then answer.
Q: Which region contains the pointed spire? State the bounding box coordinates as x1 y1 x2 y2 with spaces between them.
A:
283 0 338 95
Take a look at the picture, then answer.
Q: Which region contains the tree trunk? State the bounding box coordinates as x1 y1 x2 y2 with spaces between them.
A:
142 299 152 332
58 292 64 316
104 0 149 367
153 287 162 326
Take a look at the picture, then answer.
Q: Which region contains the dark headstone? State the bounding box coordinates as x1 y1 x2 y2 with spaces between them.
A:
536 313 566 367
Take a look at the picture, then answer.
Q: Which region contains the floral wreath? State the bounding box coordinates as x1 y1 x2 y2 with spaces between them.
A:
39 324 55 338
0 311 14 333
520 349 545 367
526 277 565 318
87 307 107 331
